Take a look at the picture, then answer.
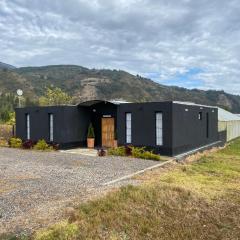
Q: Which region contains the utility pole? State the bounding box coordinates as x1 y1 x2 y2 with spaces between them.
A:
17 89 23 107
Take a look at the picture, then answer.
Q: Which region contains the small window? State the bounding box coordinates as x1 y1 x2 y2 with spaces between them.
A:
26 113 30 140
198 112 202 120
126 113 132 144
156 112 163 146
49 113 54 142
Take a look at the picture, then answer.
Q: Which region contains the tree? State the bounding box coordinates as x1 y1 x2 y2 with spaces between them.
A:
25 96 39 107
6 112 16 125
0 109 10 123
39 87 72 106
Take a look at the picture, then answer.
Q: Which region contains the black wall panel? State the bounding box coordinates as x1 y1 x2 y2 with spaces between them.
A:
171 103 219 155
117 102 173 156
15 101 219 156
15 106 91 147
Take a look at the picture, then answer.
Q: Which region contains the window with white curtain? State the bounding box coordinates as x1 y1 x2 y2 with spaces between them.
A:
26 113 30 140
156 112 163 146
126 113 132 143
49 113 54 142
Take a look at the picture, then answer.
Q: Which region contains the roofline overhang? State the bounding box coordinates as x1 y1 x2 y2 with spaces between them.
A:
77 99 129 107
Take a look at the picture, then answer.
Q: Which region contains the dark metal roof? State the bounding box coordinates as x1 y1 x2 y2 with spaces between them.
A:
77 99 130 107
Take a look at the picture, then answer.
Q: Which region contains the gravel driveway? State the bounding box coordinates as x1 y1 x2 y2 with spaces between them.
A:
0 147 159 235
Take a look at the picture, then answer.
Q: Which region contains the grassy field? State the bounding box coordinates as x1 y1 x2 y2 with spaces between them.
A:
7 139 240 240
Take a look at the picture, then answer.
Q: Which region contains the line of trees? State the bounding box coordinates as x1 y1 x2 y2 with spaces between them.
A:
0 87 73 124
0 93 18 123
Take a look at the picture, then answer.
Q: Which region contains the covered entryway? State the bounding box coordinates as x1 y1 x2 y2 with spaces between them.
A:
102 117 115 147
78 100 121 147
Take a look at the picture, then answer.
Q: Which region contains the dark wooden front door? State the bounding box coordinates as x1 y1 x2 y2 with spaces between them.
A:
102 118 115 147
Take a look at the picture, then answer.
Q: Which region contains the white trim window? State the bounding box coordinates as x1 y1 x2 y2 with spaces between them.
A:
49 113 54 142
126 113 132 144
156 112 163 146
26 113 30 140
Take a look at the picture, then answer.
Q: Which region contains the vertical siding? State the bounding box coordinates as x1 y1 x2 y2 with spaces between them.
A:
172 104 219 155
219 121 240 141
117 102 173 156
15 106 91 146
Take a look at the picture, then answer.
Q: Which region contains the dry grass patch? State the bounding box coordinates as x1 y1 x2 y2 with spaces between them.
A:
0 124 13 140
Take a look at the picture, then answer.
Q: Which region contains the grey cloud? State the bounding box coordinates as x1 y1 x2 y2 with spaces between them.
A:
0 0 240 94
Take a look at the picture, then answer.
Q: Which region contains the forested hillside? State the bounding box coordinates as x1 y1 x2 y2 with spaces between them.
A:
1 63 240 123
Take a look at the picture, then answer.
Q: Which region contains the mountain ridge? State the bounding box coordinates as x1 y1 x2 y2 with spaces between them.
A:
0 63 240 112
0 62 16 69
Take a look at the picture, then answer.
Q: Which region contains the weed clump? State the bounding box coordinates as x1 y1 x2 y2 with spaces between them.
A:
34 139 52 151
9 137 22 148
108 146 161 161
108 146 126 156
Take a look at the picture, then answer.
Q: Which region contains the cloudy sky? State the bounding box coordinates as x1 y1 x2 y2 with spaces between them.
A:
1 0 240 94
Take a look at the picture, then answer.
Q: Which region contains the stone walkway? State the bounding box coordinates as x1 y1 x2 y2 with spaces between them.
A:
60 148 98 156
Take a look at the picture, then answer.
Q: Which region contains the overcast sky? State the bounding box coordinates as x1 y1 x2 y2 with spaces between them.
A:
1 0 240 94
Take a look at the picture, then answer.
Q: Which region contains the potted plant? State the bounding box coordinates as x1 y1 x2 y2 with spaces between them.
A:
113 131 118 148
87 123 95 148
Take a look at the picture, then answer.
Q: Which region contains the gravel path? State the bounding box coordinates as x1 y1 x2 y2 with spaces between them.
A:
0 147 159 235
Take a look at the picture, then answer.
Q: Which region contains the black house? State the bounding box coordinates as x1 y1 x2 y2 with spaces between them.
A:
15 100 220 156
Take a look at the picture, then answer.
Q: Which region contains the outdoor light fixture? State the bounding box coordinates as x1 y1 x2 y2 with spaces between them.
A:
93 109 96 112
16 89 23 107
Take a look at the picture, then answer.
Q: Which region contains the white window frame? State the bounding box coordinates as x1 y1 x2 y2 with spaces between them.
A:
26 113 30 140
156 112 163 146
49 113 54 142
126 113 132 144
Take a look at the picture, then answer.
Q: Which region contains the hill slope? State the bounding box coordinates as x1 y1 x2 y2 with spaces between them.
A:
0 64 240 112
0 62 16 70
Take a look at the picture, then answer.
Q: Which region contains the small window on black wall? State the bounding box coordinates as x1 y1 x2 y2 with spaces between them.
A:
49 113 54 142
156 112 163 146
25 113 30 140
125 113 132 144
198 112 203 120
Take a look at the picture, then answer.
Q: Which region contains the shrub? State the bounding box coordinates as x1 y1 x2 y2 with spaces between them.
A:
35 221 79 240
108 146 161 161
34 139 52 151
87 123 95 138
108 146 126 156
131 146 145 158
140 150 161 161
0 138 8 147
131 146 161 161
22 139 35 149
9 137 22 148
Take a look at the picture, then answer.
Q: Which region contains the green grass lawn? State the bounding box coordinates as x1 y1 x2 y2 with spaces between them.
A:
9 139 240 240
